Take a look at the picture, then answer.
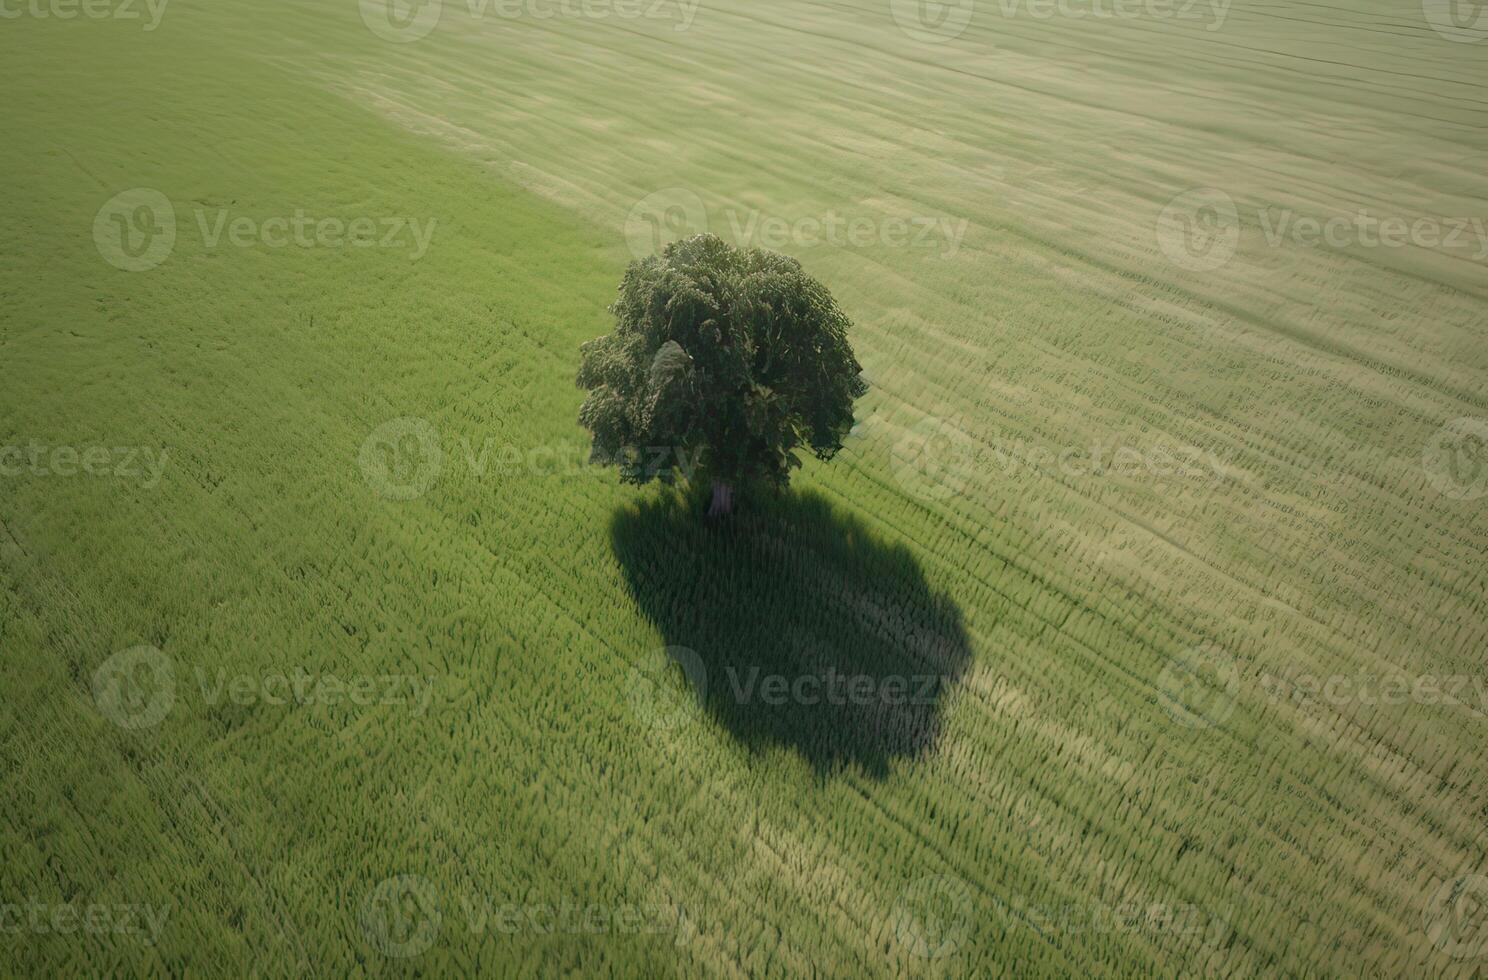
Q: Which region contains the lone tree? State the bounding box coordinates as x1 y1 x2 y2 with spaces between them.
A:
577 234 867 517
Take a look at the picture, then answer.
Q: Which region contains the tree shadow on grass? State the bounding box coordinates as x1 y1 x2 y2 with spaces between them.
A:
610 489 973 779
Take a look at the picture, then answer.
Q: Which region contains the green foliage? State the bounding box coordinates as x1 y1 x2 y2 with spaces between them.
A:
577 235 867 491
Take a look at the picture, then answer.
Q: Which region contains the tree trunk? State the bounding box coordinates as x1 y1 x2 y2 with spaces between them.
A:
707 480 734 519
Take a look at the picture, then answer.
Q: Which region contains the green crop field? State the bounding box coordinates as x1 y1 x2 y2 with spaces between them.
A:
2 0 1485 974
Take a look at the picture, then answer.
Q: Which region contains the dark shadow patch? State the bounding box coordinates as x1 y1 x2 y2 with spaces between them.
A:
610 489 973 779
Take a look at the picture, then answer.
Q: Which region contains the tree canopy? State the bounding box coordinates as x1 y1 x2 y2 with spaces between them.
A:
577 234 867 514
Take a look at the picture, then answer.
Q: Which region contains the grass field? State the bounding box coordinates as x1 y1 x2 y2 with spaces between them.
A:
2 0 1485 974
